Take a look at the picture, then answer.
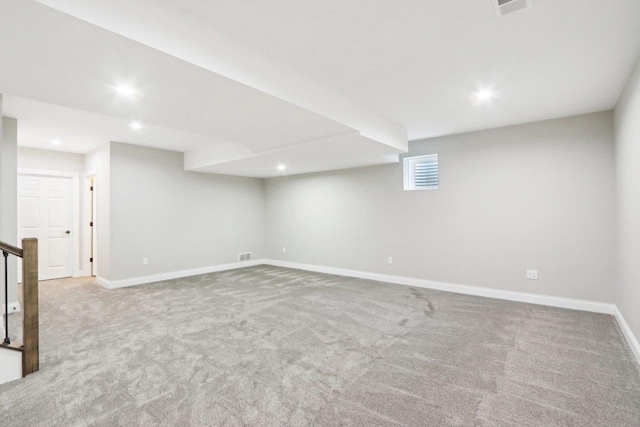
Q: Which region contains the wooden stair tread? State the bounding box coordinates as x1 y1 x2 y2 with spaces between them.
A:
0 342 25 352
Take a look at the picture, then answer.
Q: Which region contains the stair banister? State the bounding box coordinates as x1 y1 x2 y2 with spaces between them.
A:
0 238 39 377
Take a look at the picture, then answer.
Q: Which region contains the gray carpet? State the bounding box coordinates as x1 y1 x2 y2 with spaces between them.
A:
0 265 639 426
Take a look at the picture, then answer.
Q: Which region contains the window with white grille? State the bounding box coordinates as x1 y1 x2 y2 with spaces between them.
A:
403 154 439 191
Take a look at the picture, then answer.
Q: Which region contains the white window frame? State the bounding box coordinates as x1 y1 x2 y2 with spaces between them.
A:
403 153 439 191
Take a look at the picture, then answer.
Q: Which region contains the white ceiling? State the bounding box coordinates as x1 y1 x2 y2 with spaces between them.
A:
165 0 640 140
2 96 213 154
2 0 639 177
0 4 348 151
31 0 406 152
185 133 399 178
0 1 403 177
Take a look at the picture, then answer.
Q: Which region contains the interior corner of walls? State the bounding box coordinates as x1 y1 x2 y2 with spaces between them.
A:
98 259 266 289
95 276 111 289
263 259 616 315
612 52 640 365
614 306 640 365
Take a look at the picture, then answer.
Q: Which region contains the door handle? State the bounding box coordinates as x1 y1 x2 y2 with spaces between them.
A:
65 230 71 235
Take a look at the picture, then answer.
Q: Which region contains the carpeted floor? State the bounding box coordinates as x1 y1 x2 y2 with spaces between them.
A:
0 266 639 426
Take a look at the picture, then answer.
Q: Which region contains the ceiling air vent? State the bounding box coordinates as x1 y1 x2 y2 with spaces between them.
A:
493 0 532 19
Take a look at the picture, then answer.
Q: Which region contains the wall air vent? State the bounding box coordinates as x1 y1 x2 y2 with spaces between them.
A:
238 252 252 262
493 0 532 19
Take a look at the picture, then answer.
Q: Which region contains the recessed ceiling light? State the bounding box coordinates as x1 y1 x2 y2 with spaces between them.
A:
51 139 61 145
115 84 136 97
277 164 287 171
473 89 495 104
130 121 142 130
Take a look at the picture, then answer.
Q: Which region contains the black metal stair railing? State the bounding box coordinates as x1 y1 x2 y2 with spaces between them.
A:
3 250 9 344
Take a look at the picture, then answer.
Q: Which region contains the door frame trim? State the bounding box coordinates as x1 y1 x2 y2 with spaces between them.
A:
84 170 97 278
17 168 82 278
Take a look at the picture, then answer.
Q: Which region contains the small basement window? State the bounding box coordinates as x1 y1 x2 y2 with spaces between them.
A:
403 154 439 191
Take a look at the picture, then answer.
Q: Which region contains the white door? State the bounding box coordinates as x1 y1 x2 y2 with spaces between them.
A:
18 175 74 280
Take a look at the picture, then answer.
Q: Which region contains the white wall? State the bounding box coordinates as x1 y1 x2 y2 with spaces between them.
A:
615 58 640 342
265 112 616 303
12 143 266 284
108 142 265 281
0 347 21 385
17 147 84 174
1 113 18 306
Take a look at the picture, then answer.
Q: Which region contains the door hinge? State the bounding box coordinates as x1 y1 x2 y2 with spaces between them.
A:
90 257 93 262
90 186 94 191
90 221 93 227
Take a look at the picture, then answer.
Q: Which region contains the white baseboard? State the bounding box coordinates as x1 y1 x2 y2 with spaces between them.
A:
264 259 640 364
96 259 266 289
95 276 111 288
92 258 639 365
614 306 640 365
263 259 616 314
94 258 613 314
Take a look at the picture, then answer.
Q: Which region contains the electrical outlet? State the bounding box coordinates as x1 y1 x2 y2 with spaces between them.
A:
143 258 149 265
282 247 286 253
388 257 393 265
526 269 538 280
